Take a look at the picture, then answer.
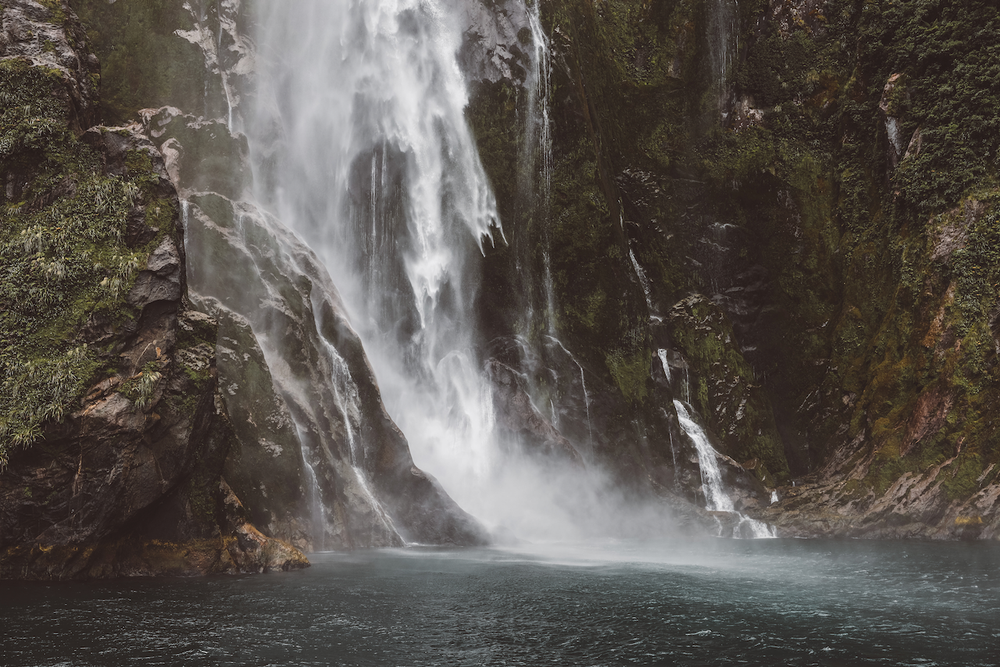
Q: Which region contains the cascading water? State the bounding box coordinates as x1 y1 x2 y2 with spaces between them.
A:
707 0 739 120
673 401 774 538
163 0 776 545
249 0 606 539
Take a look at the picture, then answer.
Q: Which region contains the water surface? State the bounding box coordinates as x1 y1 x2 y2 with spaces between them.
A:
3 539 997 666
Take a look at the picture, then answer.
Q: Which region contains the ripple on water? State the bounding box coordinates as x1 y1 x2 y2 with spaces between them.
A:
1 539 999 666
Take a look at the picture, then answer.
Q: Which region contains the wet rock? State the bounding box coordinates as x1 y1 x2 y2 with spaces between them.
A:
0 0 98 129
0 2 307 577
667 294 789 487
127 237 183 308
451 0 531 84
198 298 313 552
879 73 908 172
486 359 583 466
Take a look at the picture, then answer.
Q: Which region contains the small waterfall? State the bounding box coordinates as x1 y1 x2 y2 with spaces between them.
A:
524 1 557 333
296 426 327 551
673 400 775 538
674 400 731 512
657 348 672 385
546 335 593 447
629 247 655 313
313 330 397 538
707 0 739 120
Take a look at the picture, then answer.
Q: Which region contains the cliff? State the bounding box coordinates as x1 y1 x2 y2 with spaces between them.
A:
69 0 489 551
3 0 997 569
0 0 308 578
466 0 999 538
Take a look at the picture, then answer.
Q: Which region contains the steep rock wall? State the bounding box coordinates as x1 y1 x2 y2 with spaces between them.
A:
0 0 307 578
490 0 1000 538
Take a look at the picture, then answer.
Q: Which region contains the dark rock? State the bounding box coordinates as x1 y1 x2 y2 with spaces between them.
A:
486 358 583 466
0 0 99 129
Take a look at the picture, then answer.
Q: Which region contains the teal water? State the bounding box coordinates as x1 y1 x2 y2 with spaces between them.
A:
2 539 998 666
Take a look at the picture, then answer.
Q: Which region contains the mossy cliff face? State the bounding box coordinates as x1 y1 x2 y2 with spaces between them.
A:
468 0 1000 535
716 0 1000 537
465 0 779 508
0 0 306 578
70 0 248 126
12 0 995 544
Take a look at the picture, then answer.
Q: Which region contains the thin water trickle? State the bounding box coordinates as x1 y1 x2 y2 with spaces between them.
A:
545 335 593 447
296 425 327 552
524 1 557 335
657 348 672 384
673 400 774 538
708 0 739 120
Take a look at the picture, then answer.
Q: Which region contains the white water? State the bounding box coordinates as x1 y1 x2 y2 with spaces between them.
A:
297 425 328 551
673 400 774 538
546 335 593 447
249 0 616 540
708 0 738 120
657 348 672 385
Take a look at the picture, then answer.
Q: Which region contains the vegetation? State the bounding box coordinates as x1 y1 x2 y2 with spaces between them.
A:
0 59 172 466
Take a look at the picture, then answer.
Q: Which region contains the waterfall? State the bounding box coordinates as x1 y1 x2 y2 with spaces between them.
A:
524 0 557 334
250 0 594 537
657 349 672 385
546 335 593 448
707 0 738 120
297 426 328 551
673 401 775 538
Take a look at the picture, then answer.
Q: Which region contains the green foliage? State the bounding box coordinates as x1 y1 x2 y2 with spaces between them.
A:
36 0 68 25
119 360 163 409
0 346 96 466
875 2 1000 214
668 296 790 482
950 205 1000 334
941 454 985 501
604 347 649 405
0 60 168 466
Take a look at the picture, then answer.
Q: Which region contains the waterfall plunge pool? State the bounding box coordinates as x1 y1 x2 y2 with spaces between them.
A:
3 538 998 666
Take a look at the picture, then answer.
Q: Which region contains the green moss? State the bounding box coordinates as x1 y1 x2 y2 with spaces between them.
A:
36 0 68 25
667 296 790 482
604 348 649 405
72 0 225 124
0 60 174 467
118 360 163 409
941 454 985 501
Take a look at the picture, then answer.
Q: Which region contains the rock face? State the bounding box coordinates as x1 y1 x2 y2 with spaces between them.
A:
451 0 531 84
0 0 98 129
472 0 999 539
0 0 307 578
9 0 995 552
